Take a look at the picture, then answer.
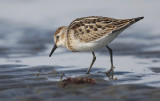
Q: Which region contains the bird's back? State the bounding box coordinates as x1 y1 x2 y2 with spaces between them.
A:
66 16 144 52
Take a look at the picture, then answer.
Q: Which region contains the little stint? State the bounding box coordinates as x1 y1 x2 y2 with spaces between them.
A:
49 16 144 78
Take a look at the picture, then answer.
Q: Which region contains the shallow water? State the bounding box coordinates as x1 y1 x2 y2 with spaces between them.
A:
0 0 160 101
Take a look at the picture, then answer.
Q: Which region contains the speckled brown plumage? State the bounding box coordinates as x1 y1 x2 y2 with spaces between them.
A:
54 26 63 36
67 16 142 43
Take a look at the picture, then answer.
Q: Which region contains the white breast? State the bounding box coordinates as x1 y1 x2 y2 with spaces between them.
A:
71 30 124 52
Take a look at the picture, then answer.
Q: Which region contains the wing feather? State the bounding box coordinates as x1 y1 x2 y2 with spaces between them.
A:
67 16 136 43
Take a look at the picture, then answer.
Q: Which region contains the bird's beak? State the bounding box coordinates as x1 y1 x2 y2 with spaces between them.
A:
49 44 57 57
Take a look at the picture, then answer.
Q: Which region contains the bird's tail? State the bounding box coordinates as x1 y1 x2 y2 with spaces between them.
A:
133 16 144 22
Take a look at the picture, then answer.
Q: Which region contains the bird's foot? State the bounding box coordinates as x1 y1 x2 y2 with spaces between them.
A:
86 71 90 74
97 66 115 79
106 66 115 79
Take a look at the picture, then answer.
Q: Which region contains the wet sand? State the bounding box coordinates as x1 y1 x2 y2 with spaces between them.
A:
0 64 160 101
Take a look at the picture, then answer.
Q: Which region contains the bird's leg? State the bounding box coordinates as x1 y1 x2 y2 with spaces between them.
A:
106 46 115 79
86 52 96 74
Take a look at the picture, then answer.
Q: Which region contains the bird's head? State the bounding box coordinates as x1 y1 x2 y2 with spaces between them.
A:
49 26 68 57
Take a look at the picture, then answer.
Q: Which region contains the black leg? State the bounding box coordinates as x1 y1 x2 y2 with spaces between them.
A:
106 46 114 67
86 52 96 74
106 46 115 79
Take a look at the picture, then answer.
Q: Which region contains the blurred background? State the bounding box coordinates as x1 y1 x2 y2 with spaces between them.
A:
0 0 160 58
0 0 160 100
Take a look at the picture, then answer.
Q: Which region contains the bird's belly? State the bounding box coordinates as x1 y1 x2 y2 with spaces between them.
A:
71 30 122 52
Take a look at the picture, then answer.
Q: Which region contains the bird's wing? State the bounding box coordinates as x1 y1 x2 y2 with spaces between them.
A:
67 16 141 43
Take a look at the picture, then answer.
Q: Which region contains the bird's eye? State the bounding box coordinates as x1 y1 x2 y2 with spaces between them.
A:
56 36 59 39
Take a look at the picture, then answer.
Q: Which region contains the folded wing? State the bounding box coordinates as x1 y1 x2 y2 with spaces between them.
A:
67 16 143 43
